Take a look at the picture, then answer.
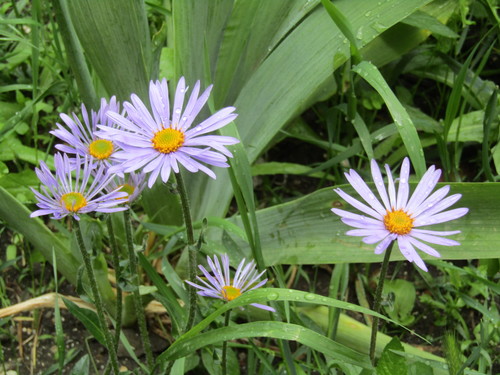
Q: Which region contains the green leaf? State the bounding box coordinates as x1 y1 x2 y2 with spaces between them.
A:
138 252 185 333
0 136 54 167
171 0 433 220
160 321 373 370
170 287 408 348
252 162 335 181
383 280 416 325
208 183 500 265
62 297 106 346
376 337 408 375
404 50 495 110
66 0 151 101
51 0 97 108
70 355 90 375
0 186 79 285
352 61 426 177
320 0 361 62
361 0 457 67
408 361 434 375
301 306 442 364
402 10 458 38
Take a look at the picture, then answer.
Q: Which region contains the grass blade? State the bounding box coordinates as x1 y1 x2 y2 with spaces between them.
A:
353 61 426 176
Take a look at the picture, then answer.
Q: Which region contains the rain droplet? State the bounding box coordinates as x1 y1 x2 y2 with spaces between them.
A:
181 116 187 122
267 292 279 301
304 293 315 301
369 193 375 200
372 22 387 33
356 26 364 40
364 11 372 17
175 108 181 114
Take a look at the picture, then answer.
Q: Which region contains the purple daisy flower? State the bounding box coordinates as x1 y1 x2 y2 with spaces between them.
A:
51 97 121 167
185 254 275 312
103 171 147 204
332 157 468 272
96 77 239 188
30 153 128 221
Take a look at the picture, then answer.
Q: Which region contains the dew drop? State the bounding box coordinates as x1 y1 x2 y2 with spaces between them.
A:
267 292 279 301
356 26 364 40
364 11 372 17
181 116 187 122
175 108 181 114
304 293 315 301
372 22 387 33
369 193 375 200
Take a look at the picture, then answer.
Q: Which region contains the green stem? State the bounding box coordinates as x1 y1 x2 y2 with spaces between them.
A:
124 209 154 369
369 242 394 364
175 172 198 332
222 310 231 375
74 220 119 375
106 216 122 352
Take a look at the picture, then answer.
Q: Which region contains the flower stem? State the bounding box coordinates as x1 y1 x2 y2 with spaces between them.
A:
124 209 154 369
74 220 120 375
369 242 394 364
106 216 122 352
175 172 197 332
222 310 231 375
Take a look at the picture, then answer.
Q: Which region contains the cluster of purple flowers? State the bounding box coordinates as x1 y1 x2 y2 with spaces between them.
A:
30 76 468 311
31 78 238 220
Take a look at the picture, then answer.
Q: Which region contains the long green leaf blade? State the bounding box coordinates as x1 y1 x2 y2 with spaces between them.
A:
208 183 498 265
160 321 373 369
353 61 426 176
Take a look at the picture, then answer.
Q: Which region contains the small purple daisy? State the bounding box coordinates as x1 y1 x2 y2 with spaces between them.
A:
30 153 128 221
103 171 147 204
96 77 239 188
185 254 275 312
51 97 121 167
332 158 468 272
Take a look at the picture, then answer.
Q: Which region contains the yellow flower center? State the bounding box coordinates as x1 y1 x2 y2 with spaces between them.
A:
221 286 241 301
88 139 114 160
151 127 184 154
383 209 414 235
60 192 87 212
116 183 135 200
